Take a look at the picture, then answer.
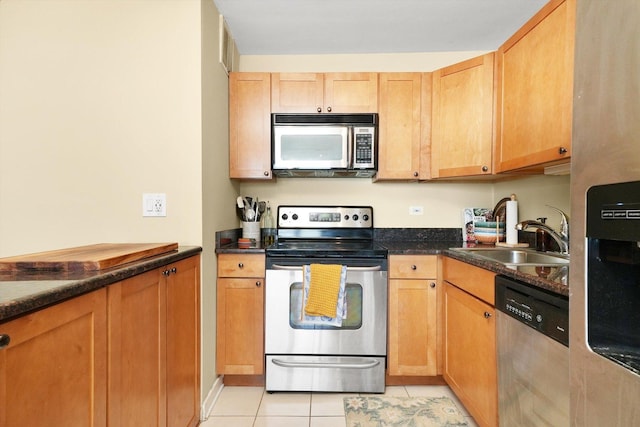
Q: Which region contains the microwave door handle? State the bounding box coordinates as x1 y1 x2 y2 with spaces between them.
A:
347 126 354 168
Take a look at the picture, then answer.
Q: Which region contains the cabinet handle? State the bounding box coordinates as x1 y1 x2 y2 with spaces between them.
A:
430 282 436 288
238 263 244 269
411 265 417 270
256 281 261 287
413 171 419 177
559 146 568 155
317 107 322 113
484 311 492 319
170 267 177 274
264 171 270 177
327 106 332 112
0 334 10 350
163 269 170 276
482 165 489 172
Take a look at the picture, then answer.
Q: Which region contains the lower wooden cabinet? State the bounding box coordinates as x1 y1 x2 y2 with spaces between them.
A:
0 289 108 427
108 255 200 427
444 257 497 427
0 255 201 427
216 254 265 378
165 256 200 427
387 255 439 378
108 269 166 427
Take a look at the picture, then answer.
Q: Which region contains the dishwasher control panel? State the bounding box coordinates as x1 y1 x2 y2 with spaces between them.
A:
496 275 569 346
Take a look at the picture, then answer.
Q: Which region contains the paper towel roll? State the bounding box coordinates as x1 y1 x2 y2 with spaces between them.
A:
506 200 518 245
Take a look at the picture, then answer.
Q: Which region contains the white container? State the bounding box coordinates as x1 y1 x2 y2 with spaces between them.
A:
506 195 519 245
242 221 261 241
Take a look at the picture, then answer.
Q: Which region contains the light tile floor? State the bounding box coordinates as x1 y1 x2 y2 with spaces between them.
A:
202 385 479 427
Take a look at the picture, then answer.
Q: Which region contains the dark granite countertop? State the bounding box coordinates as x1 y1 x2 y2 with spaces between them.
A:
214 227 569 297
0 246 202 323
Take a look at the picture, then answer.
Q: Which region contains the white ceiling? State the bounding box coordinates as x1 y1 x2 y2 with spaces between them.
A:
213 0 548 55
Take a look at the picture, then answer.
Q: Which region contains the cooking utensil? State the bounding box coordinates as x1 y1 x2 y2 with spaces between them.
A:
244 196 256 221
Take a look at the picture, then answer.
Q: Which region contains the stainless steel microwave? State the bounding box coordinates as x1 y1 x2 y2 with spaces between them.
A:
271 113 378 178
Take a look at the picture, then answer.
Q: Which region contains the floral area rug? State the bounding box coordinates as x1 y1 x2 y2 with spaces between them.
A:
344 396 469 427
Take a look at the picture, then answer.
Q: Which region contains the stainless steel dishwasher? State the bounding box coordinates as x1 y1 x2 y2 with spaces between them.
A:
495 275 569 427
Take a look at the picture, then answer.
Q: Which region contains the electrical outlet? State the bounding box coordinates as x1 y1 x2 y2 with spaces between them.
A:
142 193 166 217
409 206 424 215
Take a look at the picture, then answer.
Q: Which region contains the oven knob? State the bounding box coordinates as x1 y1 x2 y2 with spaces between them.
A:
352 214 359 221
344 215 349 220
292 214 298 220
363 214 369 222
536 314 543 323
282 214 288 220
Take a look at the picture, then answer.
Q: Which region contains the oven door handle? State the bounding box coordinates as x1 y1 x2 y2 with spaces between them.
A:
270 264 382 272
271 358 381 369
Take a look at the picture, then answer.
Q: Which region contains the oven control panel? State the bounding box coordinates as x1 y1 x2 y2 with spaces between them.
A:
277 206 373 228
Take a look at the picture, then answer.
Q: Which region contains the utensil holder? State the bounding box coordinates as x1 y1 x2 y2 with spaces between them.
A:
242 221 261 241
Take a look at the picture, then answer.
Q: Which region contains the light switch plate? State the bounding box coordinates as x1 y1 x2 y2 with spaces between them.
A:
142 193 166 217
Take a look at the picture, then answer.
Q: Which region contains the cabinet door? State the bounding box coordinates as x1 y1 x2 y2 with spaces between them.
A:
0 289 107 427
165 256 200 427
388 279 438 376
271 73 324 113
495 0 575 172
229 72 273 179
216 277 264 375
324 73 378 113
431 53 494 178
376 73 423 180
444 283 497 427
108 269 166 427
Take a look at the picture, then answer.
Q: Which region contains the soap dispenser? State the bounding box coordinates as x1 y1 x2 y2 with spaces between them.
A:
536 217 551 252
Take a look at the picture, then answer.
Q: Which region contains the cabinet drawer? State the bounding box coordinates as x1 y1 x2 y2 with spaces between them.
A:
389 255 437 279
218 254 265 278
443 257 496 305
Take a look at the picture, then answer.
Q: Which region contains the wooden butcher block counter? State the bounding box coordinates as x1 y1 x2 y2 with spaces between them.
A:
0 243 201 322
0 242 179 273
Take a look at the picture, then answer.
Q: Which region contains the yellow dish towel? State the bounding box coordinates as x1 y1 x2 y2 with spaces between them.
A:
304 264 343 318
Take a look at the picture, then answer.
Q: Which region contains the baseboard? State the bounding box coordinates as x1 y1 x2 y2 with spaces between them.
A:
201 375 224 420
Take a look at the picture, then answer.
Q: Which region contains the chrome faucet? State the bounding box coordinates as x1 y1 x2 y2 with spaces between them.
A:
517 206 570 255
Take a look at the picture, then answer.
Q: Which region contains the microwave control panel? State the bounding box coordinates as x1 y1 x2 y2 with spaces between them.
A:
354 127 375 167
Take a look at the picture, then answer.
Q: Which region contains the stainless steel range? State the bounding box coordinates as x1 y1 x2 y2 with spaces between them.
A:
265 205 388 393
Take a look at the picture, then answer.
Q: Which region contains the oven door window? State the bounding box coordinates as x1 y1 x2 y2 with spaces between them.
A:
289 281 362 330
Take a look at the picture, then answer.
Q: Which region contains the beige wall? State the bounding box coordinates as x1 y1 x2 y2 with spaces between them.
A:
0 0 203 256
0 0 233 412
240 51 491 72
201 0 240 406
240 176 570 231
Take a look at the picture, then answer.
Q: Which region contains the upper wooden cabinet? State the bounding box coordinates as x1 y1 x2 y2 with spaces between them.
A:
376 73 429 180
495 0 575 173
431 53 495 179
229 72 273 179
271 72 378 113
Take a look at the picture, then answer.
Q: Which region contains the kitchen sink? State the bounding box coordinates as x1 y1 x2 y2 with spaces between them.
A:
451 247 570 266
